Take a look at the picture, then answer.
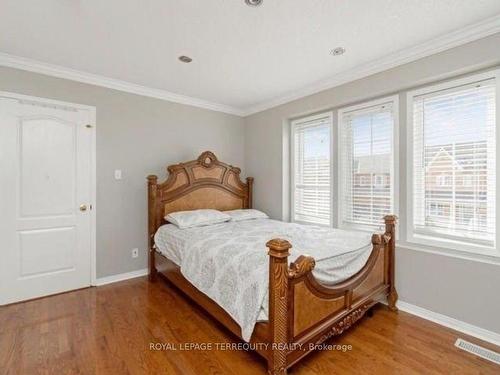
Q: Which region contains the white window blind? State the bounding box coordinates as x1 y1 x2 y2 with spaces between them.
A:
339 100 395 227
411 78 496 248
292 114 332 225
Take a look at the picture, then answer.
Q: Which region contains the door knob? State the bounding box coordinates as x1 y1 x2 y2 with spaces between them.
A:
79 204 87 212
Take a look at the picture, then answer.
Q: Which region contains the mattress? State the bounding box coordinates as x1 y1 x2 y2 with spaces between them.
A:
154 219 373 286
154 218 373 335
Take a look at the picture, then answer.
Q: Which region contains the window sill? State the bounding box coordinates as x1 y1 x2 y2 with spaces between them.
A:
397 240 500 265
408 231 496 254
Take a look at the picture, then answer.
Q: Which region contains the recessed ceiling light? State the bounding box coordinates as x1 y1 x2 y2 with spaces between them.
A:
330 47 346 56
245 0 263 7
178 55 193 63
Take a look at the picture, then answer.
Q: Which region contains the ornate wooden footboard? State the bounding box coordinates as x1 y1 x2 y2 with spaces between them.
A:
147 152 397 375
264 215 397 374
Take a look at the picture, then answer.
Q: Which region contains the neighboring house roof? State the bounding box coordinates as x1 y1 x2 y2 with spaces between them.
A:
425 147 464 172
425 141 487 172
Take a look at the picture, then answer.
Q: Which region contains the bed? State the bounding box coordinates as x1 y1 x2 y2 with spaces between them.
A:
147 151 398 375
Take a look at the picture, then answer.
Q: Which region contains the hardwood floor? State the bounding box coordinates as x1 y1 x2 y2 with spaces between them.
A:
1 277 498 375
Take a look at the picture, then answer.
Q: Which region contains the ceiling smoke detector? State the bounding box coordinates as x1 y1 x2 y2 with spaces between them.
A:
178 55 193 63
330 47 346 56
245 0 263 6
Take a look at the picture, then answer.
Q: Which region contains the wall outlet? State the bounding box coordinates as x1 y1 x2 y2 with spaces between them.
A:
114 169 122 180
132 248 139 258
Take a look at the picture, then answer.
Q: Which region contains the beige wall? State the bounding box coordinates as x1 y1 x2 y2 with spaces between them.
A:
0 66 245 279
244 33 500 334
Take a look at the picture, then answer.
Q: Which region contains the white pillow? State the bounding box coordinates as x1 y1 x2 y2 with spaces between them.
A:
165 209 231 229
225 209 269 222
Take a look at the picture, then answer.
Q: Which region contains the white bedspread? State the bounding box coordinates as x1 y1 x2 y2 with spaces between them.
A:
154 219 372 341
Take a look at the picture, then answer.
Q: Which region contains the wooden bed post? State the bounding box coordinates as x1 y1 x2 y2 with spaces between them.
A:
266 238 292 375
246 177 254 209
147 175 158 282
384 215 398 311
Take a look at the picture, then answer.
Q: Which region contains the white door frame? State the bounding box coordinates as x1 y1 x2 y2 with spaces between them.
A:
0 91 97 286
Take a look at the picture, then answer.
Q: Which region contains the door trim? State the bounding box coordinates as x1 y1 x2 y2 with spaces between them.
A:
0 91 97 286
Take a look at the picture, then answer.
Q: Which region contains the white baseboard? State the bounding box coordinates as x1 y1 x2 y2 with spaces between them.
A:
394 300 500 347
95 268 148 286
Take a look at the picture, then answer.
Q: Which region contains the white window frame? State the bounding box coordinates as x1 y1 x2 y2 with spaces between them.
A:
337 95 399 232
406 70 500 258
290 111 334 226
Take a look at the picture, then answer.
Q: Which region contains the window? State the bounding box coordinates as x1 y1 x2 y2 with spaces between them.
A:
291 112 332 225
338 96 398 229
408 72 498 254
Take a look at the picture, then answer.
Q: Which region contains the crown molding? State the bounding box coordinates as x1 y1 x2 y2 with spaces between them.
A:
242 14 500 116
0 52 245 116
2 14 500 118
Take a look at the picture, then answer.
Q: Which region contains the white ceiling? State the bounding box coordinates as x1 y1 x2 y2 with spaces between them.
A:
1 0 500 115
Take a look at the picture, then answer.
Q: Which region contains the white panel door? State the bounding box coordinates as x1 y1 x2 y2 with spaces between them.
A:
0 95 95 305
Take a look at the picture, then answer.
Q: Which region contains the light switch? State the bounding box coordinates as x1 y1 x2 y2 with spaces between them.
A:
114 169 122 180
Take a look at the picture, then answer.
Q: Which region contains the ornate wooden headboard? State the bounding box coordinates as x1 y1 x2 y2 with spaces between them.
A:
147 151 253 246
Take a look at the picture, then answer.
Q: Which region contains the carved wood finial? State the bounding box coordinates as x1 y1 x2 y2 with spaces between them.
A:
371 234 382 245
197 151 218 167
147 175 158 184
289 255 316 279
384 215 398 225
266 239 292 258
